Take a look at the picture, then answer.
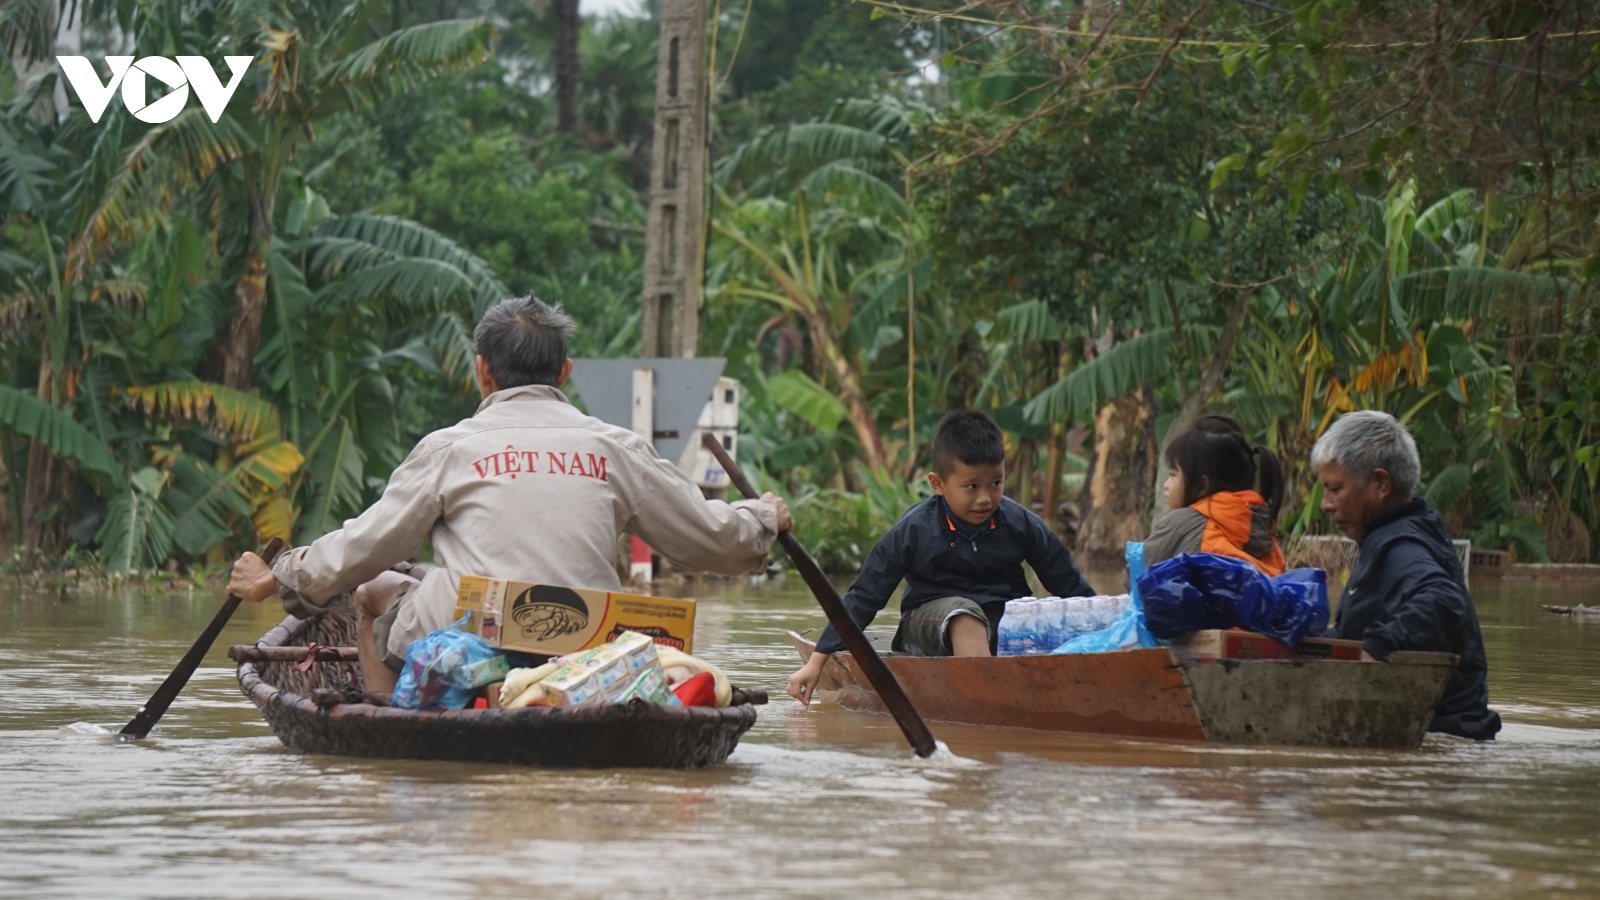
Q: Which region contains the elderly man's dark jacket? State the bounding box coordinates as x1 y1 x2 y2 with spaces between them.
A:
1332 498 1501 740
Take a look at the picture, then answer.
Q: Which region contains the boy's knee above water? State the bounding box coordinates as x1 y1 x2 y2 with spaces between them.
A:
946 615 992 657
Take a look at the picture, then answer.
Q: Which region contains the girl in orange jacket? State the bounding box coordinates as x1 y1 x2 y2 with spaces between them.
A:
1144 415 1286 575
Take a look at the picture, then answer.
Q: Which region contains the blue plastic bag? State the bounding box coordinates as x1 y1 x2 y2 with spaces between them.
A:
391 613 505 710
1260 567 1330 644
1053 542 1162 654
1138 554 1252 637
1136 553 1330 646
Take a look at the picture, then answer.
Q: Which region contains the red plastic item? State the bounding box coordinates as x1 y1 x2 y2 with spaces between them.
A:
671 671 717 707
471 696 489 709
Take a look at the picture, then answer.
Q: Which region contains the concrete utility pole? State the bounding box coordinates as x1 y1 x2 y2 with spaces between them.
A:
552 0 581 134
640 0 708 359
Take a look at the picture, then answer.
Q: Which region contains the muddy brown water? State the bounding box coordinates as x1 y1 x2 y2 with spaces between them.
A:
2 571 1598 898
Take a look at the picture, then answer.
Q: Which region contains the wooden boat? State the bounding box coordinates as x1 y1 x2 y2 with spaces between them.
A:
231 608 764 768
789 632 1457 749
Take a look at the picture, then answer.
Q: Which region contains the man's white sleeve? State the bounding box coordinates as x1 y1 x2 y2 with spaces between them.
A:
271 440 446 603
624 451 777 575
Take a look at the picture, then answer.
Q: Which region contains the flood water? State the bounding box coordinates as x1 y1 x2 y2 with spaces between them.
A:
2 570 1598 898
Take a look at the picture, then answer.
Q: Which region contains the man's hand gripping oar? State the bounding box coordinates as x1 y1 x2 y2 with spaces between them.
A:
119 537 286 740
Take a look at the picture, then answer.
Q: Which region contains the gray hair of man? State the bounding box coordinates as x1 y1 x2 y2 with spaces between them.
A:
1310 410 1422 498
473 294 576 389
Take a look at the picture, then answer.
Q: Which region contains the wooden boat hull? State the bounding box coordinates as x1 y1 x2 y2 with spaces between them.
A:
237 612 758 768
790 632 1455 749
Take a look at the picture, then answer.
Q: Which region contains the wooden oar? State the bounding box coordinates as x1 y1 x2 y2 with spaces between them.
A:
120 537 285 739
700 432 938 757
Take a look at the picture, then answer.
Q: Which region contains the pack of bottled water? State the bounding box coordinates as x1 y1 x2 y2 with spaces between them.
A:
996 594 1133 655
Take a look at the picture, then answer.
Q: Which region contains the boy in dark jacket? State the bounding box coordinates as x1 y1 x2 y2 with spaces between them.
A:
1313 410 1501 740
785 410 1095 705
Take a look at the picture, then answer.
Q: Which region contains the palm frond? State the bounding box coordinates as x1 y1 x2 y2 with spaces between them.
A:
164 452 253 555
0 113 57 215
309 214 508 312
1024 328 1176 424
1424 463 1472 513
1395 266 1571 329
252 495 295 544
825 97 919 141
235 439 305 489
717 122 894 193
427 311 478 384
305 235 402 274
1414 189 1477 242
799 162 908 220
998 299 1060 342
1223 391 1296 426
0 384 122 484
297 417 365 541
767 369 849 432
95 483 176 571
322 257 476 311
0 0 57 65
67 108 250 272
317 19 495 112
124 381 284 444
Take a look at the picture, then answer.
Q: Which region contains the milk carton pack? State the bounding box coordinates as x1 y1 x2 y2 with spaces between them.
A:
539 663 605 706
609 630 661 676
562 645 634 700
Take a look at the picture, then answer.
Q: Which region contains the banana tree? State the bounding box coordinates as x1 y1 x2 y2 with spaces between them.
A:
68 0 495 390
1231 183 1587 555
0 75 129 561
119 381 304 564
711 191 903 474
709 98 923 479
268 207 511 541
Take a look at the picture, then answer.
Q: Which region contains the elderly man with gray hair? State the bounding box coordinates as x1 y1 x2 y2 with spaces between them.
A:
227 295 790 693
1313 410 1499 740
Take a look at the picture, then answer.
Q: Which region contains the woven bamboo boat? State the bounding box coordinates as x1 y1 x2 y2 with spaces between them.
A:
232 608 763 768
790 632 1456 749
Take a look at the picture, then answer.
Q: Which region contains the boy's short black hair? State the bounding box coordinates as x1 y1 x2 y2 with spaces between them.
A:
932 410 1006 476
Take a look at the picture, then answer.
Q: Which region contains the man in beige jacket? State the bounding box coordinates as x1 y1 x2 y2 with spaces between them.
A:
228 295 789 691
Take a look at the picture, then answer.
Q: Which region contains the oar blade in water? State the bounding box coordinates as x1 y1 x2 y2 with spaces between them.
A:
119 537 285 739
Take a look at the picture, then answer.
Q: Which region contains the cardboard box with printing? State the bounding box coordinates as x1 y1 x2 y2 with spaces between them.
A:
453 576 696 657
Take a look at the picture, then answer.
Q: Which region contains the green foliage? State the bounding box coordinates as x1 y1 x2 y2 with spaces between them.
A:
5 0 1596 574
1024 329 1178 425
298 419 366 542
767 369 849 433
715 0 911 102
0 384 122 486
95 468 176 573
406 134 594 294
788 469 933 576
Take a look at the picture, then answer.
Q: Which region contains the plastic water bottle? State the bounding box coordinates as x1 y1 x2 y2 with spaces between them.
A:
1102 595 1125 628
1060 597 1083 639
1012 601 1032 655
998 601 1021 656
1108 593 1130 622
1094 596 1115 630
1023 601 1045 654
